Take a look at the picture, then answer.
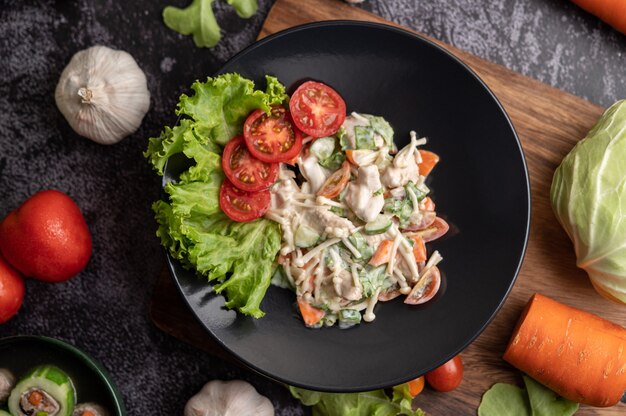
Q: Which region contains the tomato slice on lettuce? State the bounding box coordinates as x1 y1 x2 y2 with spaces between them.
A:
243 105 303 163
289 81 346 138
222 136 278 192
219 179 270 222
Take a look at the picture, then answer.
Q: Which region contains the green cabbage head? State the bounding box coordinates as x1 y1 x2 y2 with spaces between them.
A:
551 100 626 304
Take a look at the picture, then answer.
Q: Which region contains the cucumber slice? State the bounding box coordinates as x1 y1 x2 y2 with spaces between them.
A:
8 365 76 416
309 137 336 161
364 214 392 235
295 224 320 248
338 309 362 328
354 126 377 150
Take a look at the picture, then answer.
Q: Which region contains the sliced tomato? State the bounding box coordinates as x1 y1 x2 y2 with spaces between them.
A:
317 161 351 199
404 266 441 305
219 179 270 222
378 288 401 302
407 217 450 243
289 81 346 137
222 136 278 192
243 106 303 163
418 150 440 176
411 235 427 263
401 211 436 232
420 196 436 212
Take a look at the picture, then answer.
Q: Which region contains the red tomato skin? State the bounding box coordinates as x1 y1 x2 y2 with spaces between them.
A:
243 107 303 163
289 81 347 138
425 355 464 392
222 136 278 192
219 180 271 222
0 190 92 282
0 254 25 324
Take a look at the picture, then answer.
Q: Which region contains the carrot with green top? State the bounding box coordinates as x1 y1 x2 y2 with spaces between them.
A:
503 293 626 407
570 0 626 35
297 298 325 326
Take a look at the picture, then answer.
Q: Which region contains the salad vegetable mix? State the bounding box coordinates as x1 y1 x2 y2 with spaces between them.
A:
146 74 448 327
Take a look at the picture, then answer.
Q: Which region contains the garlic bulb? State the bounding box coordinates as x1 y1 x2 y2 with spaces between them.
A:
184 380 274 416
55 45 150 145
0 368 15 402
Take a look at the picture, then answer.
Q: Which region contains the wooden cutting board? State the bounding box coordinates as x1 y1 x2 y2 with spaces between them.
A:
151 0 626 414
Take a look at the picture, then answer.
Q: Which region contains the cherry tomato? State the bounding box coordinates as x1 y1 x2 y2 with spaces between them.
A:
316 161 351 199
222 136 278 192
0 254 25 324
404 266 441 305
289 81 346 138
0 190 92 282
219 179 270 222
425 355 464 392
243 106 303 163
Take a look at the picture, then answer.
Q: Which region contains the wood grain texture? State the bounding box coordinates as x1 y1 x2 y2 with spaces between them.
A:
151 0 626 414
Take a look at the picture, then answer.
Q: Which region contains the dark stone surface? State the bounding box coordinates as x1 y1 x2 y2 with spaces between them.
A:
0 0 624 415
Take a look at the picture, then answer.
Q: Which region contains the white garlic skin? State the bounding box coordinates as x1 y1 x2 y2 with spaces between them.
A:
55 45 150 145
0 368 15 402
184 380 275 416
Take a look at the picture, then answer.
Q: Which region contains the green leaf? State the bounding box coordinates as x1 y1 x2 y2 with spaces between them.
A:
177 73 286 145
523 376 578 416
226 0 258 18
288 386 425 416
478 383 531 416
359 265 386 297
163 0 221 48
355 125 377 150
364 114 395 150
147 73 288 318
383 197 413 227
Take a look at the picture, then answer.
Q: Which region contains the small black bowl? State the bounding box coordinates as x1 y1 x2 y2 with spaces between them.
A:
0 335 125 414
165 21 530 392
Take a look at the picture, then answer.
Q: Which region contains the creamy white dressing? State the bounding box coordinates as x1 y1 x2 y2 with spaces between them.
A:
267 119 444 328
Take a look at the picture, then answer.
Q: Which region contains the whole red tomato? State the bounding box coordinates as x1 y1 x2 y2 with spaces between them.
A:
425 355 464 392
0 254 25 323
0 190 92 282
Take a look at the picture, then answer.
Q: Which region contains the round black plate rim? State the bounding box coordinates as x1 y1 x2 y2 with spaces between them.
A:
164 20 532 392
0 335 126 415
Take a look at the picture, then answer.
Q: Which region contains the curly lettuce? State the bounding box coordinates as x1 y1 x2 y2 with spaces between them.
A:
289 385 425 416
163 0 258 48
145 74 287 318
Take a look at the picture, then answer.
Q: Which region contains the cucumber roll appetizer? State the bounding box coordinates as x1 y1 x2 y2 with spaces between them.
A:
8 365 76 416
73 403 108 416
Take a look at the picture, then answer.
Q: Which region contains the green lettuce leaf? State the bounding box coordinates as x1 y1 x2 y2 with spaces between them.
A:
177 73 288 145
289 386 425 416
226 0 258 19
478 375 578 416
163 0 258 48
163 0 221 48
147 74 288 318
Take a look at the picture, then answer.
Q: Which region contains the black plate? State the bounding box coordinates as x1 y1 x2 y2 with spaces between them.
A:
0 336 125 414
165 21 530 392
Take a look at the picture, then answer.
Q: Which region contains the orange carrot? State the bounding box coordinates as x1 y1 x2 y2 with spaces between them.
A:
418 150 439 176
297 298 325 326
407 376 425 397
411 235 427 262
369 240 394 266
503 293 626 407
570 0 626 35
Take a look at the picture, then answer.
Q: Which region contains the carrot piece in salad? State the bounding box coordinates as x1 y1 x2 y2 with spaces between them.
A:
369 240 394 266
411 235 427 262
418 150 439 176
297 298 325 326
